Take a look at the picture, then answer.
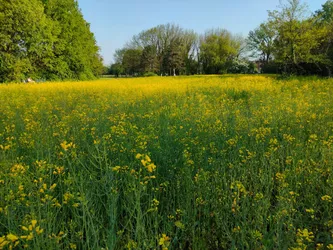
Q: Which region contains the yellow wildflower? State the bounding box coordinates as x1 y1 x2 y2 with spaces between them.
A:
6 234 19 242
20 232 34 241
135 153 142 159
60 141 75 151
50 183 57 190
321 195 332 202
0 236 9 248
31 220 37 229
146 163 156 173
70 243 77 249
35 226 44 235
159 234 171 248
232 226 241 233
112 166 121 172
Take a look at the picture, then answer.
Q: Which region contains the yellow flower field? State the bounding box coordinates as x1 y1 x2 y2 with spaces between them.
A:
0 75 333 249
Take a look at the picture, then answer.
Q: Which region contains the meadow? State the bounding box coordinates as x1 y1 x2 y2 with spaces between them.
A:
0 75 332 249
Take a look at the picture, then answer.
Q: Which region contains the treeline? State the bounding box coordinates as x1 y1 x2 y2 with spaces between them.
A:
0 0 103 82
108 0 333 76
109 25 252 76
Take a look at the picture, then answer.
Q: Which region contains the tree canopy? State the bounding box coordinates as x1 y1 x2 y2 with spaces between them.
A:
248 0 333 75
0 0 103 82
110 24 247 76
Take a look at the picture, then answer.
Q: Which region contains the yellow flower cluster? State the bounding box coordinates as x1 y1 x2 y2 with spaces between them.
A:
0 220 43 249
159 234 171 250
136 153 156 173
60 141 75 151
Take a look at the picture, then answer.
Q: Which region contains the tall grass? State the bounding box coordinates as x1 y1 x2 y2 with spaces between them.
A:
0 75 332 249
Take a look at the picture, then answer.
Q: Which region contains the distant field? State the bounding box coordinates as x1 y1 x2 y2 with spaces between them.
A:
0 76 332 249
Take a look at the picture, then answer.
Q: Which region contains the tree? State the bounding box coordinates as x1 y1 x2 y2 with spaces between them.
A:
247 22 275 63
119 24 198 76
180 30 198 75
140 45 159 73
269 0 327 74
109 63 124 77
316 0 333 21
163 38 183 76
43 0 103 80
200 29 241 74
156 24 185 75
0 0 54 82
0 0 103 82
131 27 160 73
113 48 142 76
122 49 142 75
315 0 333 76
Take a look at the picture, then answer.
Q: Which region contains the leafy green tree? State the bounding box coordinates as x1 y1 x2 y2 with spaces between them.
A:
0 0 103 82
180 31 198 75
140 45 159 73
269 0 327 74
315 0 333 76
43 0 103 80
122 49 142 75
109 63 124 77
125 24 198 75
113 48 142 76
200 29 241 74
163 38 183 76
316 0 333 21
247 22 275 63
114 49 126 65
131 27 160 73
0 0 54 82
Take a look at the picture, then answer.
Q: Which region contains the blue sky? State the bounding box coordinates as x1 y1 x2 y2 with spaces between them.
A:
77 0 328 65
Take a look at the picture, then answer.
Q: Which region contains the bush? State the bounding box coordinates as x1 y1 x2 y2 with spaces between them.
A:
143 72 158 77
261 61 280 74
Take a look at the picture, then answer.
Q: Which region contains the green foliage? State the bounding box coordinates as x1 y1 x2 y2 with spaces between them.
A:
108 63 124 77
0 0 103 82
246 0 333 76
261 61 280 74
315 0 333 76
140 45 159 73
247 22 275 63
143 72 158 77
0 0 50 82
43 0 103 80
115 24 200 76
122 49 142 75
200 29 241 74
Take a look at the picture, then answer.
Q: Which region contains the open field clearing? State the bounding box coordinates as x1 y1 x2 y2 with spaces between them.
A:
0 75 333 249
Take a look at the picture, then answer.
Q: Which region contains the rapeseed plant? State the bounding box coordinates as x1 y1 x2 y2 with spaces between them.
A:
0 75 332 249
